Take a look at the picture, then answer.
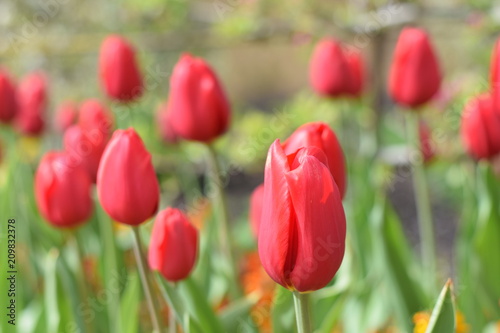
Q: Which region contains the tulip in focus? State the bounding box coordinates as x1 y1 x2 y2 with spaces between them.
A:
148 208 198 282
0 69 18 123
97 128 159 225
35 151 93 228
249 184 264 238
258 140 346 292
15 72 47 136
388 27 441 108
55 101 78 132
166 53 230 142
461 94 500 160
283 122 347 198
99 35 143 102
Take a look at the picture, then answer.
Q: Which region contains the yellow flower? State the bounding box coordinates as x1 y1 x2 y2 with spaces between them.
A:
413 311 469 333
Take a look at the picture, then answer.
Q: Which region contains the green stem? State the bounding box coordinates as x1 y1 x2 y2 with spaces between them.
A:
292 291 313 333
168 283 177 333
71 232 92 333
131 227 163 333
406 112 437 293
205 143 240 297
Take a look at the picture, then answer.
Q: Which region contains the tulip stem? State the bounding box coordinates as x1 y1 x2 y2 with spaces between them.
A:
131 227 163 333
293 291 312 333
406 112 437 293
205 143 240 297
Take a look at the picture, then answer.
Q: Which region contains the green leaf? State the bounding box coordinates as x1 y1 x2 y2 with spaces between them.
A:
219 293 259 333
44 250 60 333
425 279 456 333
120 272 141 333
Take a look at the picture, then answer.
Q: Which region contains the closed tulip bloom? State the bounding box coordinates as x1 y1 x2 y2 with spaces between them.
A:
309 38 352 97
97 128 159 225
148 208 198 282
345 50 365 97
249 184 264 238
490 38 500 110
283 122 347 198
78 99 114 140
15 72 47 136
55 101 78 132
99 35 143 102
35 151 93 228
0 69 18 123
461 94 500 160
64 125 107 182
258 140 346 292
167 53 230 142
388 28 441 108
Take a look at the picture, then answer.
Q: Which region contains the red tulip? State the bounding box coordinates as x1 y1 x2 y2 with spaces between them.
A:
15 72 47 136
35 151 93 228
157 102 179 144
166 53 230 142
78 99 114 140
490 38 500 110
64 125 107 182
282 122 347 198
419 121 435 163
309 39 352 98
258 140 346 292
55 101 78 132
148 208 198 282
461 94 500 160
345 50 365 97
0 69 18 123
99 35 143 102
388 28 441 108
97 128 159 225
249 184 264 238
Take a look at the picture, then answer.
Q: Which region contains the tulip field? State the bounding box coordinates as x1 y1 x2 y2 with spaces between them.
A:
2 1 500 333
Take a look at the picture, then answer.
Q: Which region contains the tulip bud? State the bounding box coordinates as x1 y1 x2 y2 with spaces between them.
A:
35 151 93 228
167 53 230 142
55 101 78 132
148 208 198 282
99 35 143 102
461 94 500 160
258 140 346 292
249 184 264 238
78 99 114 140
157 102 179 144
282 122 347 198
64 125 107 182
97 128 159 225
388 28 441 108
345 50 365 97
0 69 18 123
15 72 47 136
309 38 352 98
490 38 500 110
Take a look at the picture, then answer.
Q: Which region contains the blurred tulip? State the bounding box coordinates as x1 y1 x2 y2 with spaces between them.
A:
490 38 500 110
461 94 500 160
157 102 178 144
148 208 198 282
309 38 352 98
345 50 365 97
0 69 18 123
258 140 346 292
249 184 264 238
64 125 107 182
55 101 78 132
388 28 441 108
97 128 159 225
419 121 435 164
35 151 93 228
78 99 114 140
99 35 143 102
166 53 230 142
283 122 347 198
15 72 47 136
